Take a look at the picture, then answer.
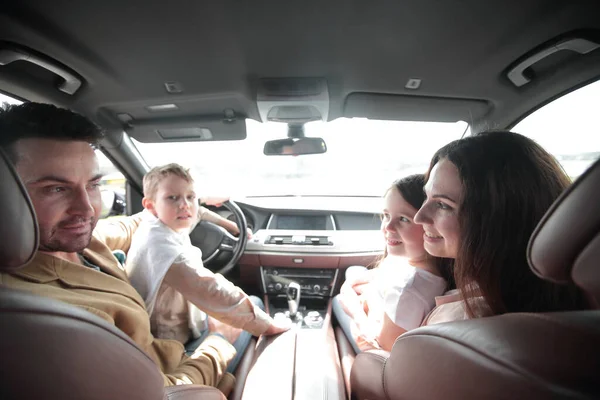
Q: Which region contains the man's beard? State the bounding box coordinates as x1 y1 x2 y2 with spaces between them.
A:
38 217 97 253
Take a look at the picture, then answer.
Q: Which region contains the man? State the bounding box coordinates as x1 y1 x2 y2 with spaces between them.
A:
0 102 243 389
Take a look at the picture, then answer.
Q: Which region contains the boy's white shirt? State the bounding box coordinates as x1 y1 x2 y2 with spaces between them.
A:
125 209 271 341
126 210 207 338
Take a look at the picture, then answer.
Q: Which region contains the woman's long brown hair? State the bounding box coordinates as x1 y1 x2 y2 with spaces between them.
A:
426 131 585 316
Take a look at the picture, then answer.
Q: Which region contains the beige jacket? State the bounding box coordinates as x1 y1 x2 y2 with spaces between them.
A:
0 214 236 387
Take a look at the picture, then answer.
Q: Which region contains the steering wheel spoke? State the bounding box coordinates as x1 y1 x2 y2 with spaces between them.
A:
219 232 239 252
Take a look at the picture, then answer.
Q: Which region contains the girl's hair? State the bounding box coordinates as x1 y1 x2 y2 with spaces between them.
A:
372 174 455 289
426 130 585 316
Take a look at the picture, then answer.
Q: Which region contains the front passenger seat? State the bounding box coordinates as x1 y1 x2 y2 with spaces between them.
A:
350 158 600 400
0 149 226 400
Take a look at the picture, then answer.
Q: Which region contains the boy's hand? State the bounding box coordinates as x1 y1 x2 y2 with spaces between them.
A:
263 319 292 336
208 317 243 344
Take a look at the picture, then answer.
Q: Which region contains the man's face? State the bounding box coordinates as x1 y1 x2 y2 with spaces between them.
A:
14 138 102 253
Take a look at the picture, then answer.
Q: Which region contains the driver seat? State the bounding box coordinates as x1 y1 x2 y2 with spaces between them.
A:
350 158 600 399
0 149 226 400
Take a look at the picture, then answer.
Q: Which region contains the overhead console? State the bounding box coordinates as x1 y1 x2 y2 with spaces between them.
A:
256 77 329 124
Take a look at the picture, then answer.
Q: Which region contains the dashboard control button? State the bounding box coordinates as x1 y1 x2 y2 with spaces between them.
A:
274 283 283 291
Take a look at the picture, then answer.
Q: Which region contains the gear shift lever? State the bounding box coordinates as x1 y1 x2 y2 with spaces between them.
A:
286 282 301 318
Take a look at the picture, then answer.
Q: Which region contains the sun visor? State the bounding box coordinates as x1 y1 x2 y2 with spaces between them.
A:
124 115 246 143
344 93 491 123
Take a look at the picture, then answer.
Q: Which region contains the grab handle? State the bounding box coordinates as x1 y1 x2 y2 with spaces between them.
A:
507 38 600 87
0 47 82 95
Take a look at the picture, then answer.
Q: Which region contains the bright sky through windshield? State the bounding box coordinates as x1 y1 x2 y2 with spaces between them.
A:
2 79 599 196
133 119 468 197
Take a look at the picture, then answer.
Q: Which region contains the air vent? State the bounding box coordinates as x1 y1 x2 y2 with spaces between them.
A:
305 236 333 245
265 235 332 246
266 236 294 245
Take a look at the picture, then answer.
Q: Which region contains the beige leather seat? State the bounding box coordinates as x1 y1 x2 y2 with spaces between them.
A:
350 158 600 400
0 149 226 400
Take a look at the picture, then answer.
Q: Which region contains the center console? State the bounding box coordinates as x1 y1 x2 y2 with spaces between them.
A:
261 266 339 297
239 266 345 399
261 266 339 329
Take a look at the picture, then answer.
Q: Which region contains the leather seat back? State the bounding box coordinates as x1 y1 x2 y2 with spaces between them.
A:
0 149 224 400
350 158 600 400
0 288 166 399
0 149 38 271
528 158 600 307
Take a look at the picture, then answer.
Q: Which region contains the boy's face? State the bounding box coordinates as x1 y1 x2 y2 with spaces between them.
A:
143 174 198 233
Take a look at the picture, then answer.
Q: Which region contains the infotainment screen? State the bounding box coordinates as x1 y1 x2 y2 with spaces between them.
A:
276 214 328 230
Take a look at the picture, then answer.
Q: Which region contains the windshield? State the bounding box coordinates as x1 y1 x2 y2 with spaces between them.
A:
133 118 468 197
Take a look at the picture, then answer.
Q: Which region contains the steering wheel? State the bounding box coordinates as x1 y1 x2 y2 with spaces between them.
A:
190 200 248 276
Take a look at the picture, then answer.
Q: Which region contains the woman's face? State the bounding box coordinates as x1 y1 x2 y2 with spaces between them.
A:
381 186 427 260
414 158 463 258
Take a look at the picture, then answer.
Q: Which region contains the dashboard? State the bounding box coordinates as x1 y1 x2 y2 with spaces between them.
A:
222 196 383 232
215 196 386 294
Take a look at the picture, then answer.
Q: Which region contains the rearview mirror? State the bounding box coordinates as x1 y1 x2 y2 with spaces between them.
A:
263 137 327 156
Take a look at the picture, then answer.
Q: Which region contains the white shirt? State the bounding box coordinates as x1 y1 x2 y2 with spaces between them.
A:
365 256 448 332
125 210 271 342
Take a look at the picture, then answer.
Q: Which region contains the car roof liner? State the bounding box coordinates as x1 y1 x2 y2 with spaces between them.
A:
344 93 491 125
0 1 600 132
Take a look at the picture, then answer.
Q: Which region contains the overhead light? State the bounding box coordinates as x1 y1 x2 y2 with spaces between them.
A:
146 103 179 112
164 81 184 93
405 78 422 90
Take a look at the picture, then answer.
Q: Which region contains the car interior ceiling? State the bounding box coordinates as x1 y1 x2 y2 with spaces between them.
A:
1 1 600 400
1 1 600 129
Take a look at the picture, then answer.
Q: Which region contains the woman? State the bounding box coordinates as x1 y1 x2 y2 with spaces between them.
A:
333 174 453 352
414 130 585 323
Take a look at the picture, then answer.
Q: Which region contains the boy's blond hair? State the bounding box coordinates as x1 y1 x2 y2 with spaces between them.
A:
143 163 194 200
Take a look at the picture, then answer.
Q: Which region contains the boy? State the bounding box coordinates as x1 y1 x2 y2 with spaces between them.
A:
126 163 289 373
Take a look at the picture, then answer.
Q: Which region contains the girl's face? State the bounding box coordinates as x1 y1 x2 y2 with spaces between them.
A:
414 158 462 259
381 186 427 260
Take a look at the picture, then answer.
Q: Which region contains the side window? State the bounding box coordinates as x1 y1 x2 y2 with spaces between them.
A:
0 92 22 106
513 80 600 181
96 150 128 219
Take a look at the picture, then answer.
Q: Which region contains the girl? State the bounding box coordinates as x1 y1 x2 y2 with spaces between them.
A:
333 174 452 352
